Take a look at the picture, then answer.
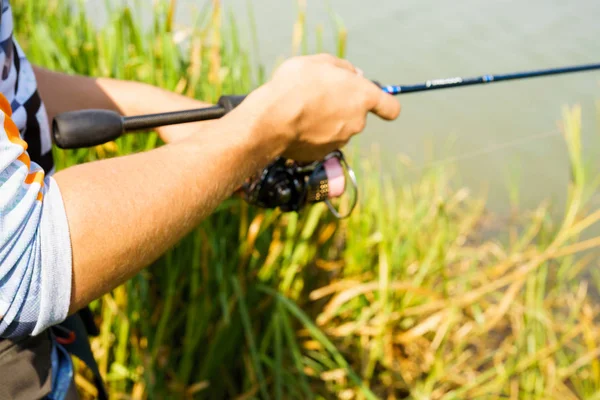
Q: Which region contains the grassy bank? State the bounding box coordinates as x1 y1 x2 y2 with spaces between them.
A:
13 1 600 399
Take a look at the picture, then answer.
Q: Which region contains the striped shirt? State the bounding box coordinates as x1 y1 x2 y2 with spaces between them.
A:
0 0 72 338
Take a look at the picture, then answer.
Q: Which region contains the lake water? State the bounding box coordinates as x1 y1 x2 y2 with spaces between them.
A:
88 0 600 213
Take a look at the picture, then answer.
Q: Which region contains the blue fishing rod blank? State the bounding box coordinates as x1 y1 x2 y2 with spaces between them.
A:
381 62 600 95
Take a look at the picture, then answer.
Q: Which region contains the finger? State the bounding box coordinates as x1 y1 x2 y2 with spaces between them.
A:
310 53 357 73
365 83 401 121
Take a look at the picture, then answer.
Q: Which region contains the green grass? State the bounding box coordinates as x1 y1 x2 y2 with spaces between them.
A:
12 0 600 399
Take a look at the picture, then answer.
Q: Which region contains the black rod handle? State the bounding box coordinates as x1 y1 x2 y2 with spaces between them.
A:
122 106 225 132
52 95 247 149
53 109 125 149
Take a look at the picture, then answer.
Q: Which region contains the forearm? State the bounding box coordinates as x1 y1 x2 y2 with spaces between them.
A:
55 92 284 313
33 66 211 142
33 66 121 121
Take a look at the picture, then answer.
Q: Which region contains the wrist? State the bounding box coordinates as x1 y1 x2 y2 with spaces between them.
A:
225 85 293 161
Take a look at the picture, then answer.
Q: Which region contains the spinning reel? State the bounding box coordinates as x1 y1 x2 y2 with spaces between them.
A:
242 150 357 218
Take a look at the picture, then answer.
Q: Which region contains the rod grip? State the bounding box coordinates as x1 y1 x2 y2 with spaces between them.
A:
52 95 247 149
218 95 247 112
53 110 124 149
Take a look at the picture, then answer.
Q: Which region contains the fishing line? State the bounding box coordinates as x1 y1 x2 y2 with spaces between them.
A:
373 62 599 172
407 128 562 172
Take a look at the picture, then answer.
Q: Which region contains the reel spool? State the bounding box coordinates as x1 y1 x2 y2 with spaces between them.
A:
242 150 358 218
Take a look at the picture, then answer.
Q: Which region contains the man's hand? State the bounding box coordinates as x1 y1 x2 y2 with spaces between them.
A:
231 54 401 161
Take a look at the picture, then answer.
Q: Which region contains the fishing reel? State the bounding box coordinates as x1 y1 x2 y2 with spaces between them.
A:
241 150 358 218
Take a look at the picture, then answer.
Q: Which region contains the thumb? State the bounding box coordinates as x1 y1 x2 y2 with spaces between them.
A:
368 84 401 121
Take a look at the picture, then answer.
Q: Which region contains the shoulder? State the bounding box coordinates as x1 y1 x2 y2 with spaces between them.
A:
0 1 54 174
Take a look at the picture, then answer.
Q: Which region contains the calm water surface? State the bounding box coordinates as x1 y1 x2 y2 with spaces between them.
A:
88 0 600 212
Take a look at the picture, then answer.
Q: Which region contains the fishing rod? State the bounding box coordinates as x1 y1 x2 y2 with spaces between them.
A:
53 62 600 149
52 62 600 218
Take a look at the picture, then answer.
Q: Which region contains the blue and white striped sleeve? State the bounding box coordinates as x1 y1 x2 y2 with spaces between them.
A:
0 94 72 338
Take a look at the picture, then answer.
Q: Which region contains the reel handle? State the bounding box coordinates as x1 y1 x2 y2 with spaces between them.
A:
52 95 247 149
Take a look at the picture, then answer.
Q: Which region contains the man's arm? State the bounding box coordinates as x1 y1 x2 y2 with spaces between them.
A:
56 103 281 313
12 55 398 325
33 66 210 143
